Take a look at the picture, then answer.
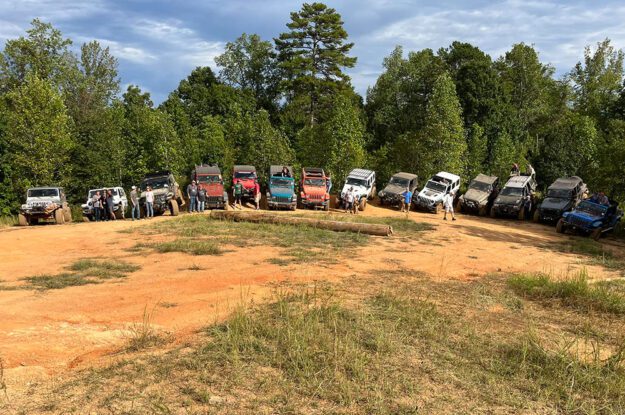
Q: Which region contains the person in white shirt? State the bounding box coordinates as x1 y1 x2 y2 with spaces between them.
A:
443 191 456 221
145 186 155 218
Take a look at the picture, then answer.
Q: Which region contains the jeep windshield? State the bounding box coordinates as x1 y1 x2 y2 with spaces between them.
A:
270 178 293 188
141 178 168 191
28 189 59 198
425 181 447 192
234 171 256 180
389 177 410 187
197 175 221 184
469 180 490 192
547 189 572 198
89 189 118 197
346 178 367 187
500 187 523 197
304 178 325 187
576 201 606 217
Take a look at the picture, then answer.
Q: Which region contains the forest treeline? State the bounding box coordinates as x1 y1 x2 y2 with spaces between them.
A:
1 2 624 214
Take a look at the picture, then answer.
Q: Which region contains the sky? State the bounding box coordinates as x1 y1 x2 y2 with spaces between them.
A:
1 0 624 104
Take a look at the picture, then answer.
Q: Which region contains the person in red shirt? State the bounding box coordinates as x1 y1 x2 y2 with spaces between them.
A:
253 181 261 210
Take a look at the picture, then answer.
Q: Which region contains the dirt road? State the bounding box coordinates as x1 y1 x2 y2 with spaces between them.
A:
0 205 622 390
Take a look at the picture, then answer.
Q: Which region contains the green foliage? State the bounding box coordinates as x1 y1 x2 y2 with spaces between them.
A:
465 123 488 180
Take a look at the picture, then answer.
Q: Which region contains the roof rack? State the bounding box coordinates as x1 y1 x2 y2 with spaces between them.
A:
347 169 374 180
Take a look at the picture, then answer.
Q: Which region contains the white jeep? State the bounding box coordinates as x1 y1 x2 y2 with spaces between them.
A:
81 187 128 221
340 169 376 211
412 172 461 213
19 187 72 225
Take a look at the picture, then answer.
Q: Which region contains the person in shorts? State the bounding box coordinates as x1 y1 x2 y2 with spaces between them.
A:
443 191 456 221
233 180 243 209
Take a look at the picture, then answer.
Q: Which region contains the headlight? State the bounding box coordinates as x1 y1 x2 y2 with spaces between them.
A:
378 191 385 197
21 204 28 209
592 220 602 228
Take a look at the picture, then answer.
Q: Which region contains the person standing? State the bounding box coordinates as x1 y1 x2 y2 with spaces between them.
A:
345 187 354 214
106 189 116 220
253 180 261 210
130 186 140 220
145 186 154 219
233 180 243 209
100 191 108 221
401 187 412 213
198 187 206 212
443 191 456 221
92 190 102 222
187 180 198 213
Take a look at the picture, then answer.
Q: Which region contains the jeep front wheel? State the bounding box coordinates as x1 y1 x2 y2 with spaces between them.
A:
532 210 540 223
556 219 565 234
64 207 72 223
591 228 602 241
18 213 28 226
359 198 367 211
54 209 65 224
518 208 526 221
478 205 487 216
490 207 496 218
170 199 179 216
455 200 462 213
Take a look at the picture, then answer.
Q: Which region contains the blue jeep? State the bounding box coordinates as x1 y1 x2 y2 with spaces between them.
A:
556 200 623 240
267 165 297 210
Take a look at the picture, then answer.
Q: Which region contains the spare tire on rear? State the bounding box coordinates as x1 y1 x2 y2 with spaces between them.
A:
18 213 28 226
54 209 65 224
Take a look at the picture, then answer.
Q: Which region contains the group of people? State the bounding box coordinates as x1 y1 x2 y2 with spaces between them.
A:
130 185 151 220
396 187 456 220
90 189 118 221
341 187 360 214
589 191 610 206
186 180 209 213
232 179 261 210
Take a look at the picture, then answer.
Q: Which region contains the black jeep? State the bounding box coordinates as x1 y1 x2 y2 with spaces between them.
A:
534 176 587 223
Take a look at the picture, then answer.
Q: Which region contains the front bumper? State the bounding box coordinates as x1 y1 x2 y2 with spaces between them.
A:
492 204 521 216
19 208 55 219
538 208 563 222
268 197 297 209
380 194 402 205
413 198 439 211
462 199 485 212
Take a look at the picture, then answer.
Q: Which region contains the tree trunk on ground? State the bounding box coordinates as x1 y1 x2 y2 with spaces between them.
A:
210 211 393 237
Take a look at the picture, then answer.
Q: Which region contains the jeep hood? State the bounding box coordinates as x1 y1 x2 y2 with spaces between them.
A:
419 188 443 200
303 185 326 196
567 211 599 223
541 197 571 211
495 195 522 206
140 188 170 198
237 179 256 189
463 188 488 204
343 185 367 196
382 184 405 196
201 183 224 196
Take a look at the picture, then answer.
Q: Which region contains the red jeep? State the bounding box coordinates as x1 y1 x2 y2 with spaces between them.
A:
192 164 228 209
300 167 330 211
233 165 257 201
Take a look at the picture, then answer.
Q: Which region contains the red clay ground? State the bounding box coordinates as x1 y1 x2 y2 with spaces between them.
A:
0 204 622 393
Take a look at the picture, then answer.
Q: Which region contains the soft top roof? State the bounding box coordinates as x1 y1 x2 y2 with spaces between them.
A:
392 172 417 180
144 171 172 179
270 165 293 177
472 173 498 185
234 165 256 172
433 171 460 182
505 175 532 188
28 186 62 190
549 176 582 190
303 167 326 178
194 164 221 175
347 168 375 180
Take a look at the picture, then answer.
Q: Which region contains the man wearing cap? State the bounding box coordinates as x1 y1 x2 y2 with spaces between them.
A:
130 185 140 220
187 180 198 213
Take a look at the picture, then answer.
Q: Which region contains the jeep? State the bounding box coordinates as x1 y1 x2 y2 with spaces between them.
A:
534 176 587 223
412 172 460 213
192 164 228 210
340 169 376 211
456 174 499 216
19 187 72 225
233 165 257 201
557 199 623 240
378 172 418 207
81 187 128 221
139 171 184 216
267 165 297 210
490 173 537 220
300 167 330 211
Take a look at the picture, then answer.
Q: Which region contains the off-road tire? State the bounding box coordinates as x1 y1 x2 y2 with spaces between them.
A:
64 207 72 222
170 199 179 216
455 200 462 213
18 213 28 226
54 209 65 224
324 202 329 212
83 216 91 223
359 197 367 211
556 219 565 234
115 206 125 220
533 210 540 223
370 186 377 200
478 205 487 217
518 208 526 221
435 203 441 214
591 228 602 241
490 207 496 218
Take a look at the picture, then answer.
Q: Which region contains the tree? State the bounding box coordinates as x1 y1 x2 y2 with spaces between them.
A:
1 73 73 209
466 123 487 179
569 39 624 125
0 19 76 92
418 72 467 178
215 33 280 113
275 2 356 126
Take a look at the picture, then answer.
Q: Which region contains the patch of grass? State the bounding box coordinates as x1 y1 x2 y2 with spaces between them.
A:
140 239 224 256
0 216 18 228
67 258 140 279
182 264 205 271
125 306 167 352
508 270 625 315
558 239 625 275
22 273 96 290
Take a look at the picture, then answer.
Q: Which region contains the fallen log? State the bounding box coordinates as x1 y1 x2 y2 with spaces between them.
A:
210 210 393 237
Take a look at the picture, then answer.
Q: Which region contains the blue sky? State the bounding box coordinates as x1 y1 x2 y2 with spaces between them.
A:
1 0 624 104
